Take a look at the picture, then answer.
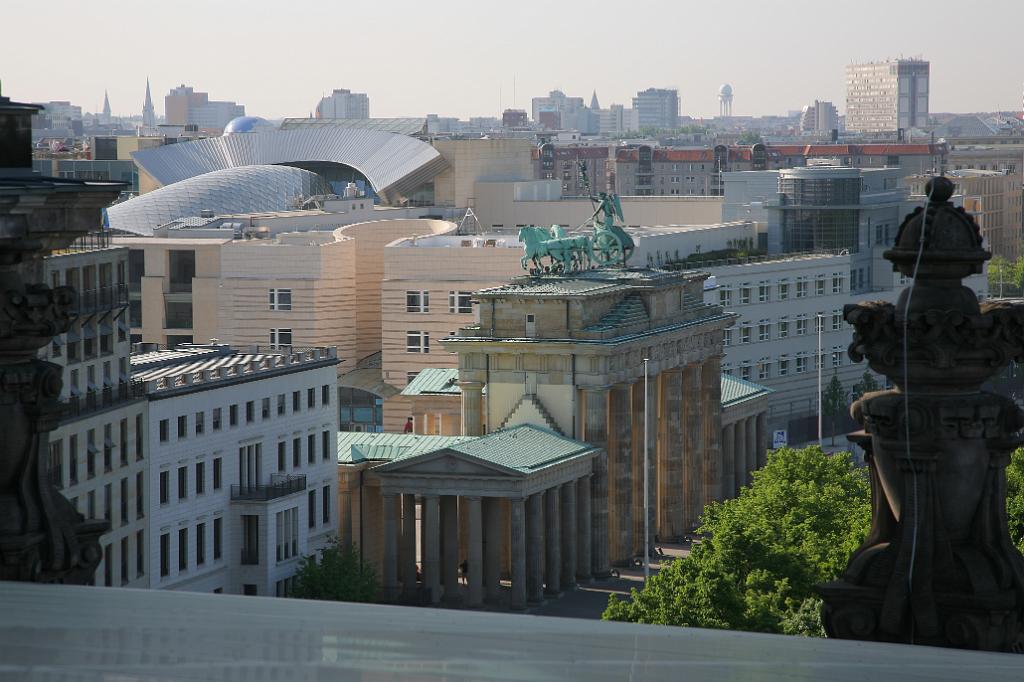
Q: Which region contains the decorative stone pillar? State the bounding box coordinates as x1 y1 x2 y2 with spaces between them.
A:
382 492 399 602
526 492 544 604
819 176 1024 652
756 412 768 468
681 365 703 530
441 495 459 603
657 369 684 541
576 474 593 581
561 480 577 589
465 496 483 607
460 381 485 436
422 495 441 604
339 488 353 547
400 494 417 594
509 497 526 610
701 356 723 504
483 497 502 604
582 388 610 578
721 422 736 499
608 383 633 565
630 382 645 556
544 486 561 595
733 420 746 495
745 417 757 486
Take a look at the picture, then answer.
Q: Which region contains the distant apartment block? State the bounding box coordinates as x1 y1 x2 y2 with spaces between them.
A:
845 59 929 133
532 144 611 195
315 89 370 119
164 85 244 131
632 88 679 130
800 100 839 134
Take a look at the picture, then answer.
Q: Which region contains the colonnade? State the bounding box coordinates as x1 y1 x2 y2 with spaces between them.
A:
379 474 594 609
721 412 768 498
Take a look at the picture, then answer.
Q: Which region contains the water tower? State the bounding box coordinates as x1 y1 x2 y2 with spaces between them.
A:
718 84 733 117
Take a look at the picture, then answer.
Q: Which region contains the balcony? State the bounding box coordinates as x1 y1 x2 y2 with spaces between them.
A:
60 381 145 420
70 284 128 317
231 474 306 502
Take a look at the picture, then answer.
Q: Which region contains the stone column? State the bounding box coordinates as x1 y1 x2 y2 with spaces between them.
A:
466 496 483 607
400 494 417 593
576 474 593 581
544 486 561 595
608 383 633 566
561 480 577 589
745 417 757 485
630 382 644 556
483 497 502 604
721 423 736 499
509 497 526 610
441 495 459 603
681 365 703 530
701 357 723 505
733 420 746 494
460 381 485 436
756 412 768 468
582 388 610 578
339 488 353 547
526 492 544 603
382 492 399 602
657 369 684 541
423 495 441 604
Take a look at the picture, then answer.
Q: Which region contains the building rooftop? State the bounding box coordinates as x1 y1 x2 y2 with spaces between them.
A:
438 424 596 473
337 431 473 464
721 374 773 407
279 117 429 136
474 268 707 299
2 582 1019 681
400 368 462 396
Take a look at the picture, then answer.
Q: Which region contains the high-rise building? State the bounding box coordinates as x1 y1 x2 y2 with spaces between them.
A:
632 88 679 130
142 79 156 128
845 59 929 133
800 100 839 134
501 109 528 128
164 85 244 131
315 89 369 119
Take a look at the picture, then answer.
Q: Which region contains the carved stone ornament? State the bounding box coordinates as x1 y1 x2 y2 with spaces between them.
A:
818 176 1024 651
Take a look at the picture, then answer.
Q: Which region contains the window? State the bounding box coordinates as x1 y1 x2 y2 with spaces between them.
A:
212 408 222 431
48 440 63 489
270 328 292 346
246 401 254 424
406 331 429 353
308 434 315 464
136 471 144 519
307 387 315 409
196 461 205 495
195 411 204 435
213 517 222 560
292 438 301 468
723 329 732 347
159 470 169 505
277 394 286 416
136 414 144 461
213 457 222 490
119 419 128 466
177 466 187 500
268 288 292 311
229 404 238 427
739 285 751 305
796 278 808 298
740 364 752 381
758 282 769 303
758 321 770 342
103 425 113 472
448 291 472 313
278 442 287 472
261 397 270 420
120 537 128 584
160 533 169 577
777 319 789 339
832 310 843 331
242 515 260 565
832 274 843 294
796 317 808 336
196 523 206 566
719 288 732 306
758 362 770 381
778 358 790 376
308 490 317 529
104 483 112 522
275 508 298 562
178 528 188 571
119 478 127 527
815 314 824 334
740 325 751 344
815 275 826 296
796 355 808 373
406 290 429 313
322 430 330 462
159 419 169 442
177 415 187 439
322 384 331 405
833 348 843 368
323 485 331 524
292 391 300 412
136 530 144 577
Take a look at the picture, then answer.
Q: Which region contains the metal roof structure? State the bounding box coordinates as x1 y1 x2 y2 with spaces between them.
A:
400 368 462 396
411 424 597 474
720 374 773 407
279 117 429 136
131 127 447 205
337 432 472 464
105 165 332 235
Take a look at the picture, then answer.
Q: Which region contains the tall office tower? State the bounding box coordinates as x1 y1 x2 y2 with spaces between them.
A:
315 89 370 119
845 59 929 133
142 79 156 128
632 88 679 130
719 84 733 117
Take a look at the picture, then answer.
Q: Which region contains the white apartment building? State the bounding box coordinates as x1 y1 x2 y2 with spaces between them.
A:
315 89 370 119
134 344 339 597
41 238 149 589
845 59 929 133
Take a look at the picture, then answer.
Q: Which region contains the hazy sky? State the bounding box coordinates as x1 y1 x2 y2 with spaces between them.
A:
3 0 1021 121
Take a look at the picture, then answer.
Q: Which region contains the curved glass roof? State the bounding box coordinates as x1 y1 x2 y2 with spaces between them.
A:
131 127 447 204
104 165 331 236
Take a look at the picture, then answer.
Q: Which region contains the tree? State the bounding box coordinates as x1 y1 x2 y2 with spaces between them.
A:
603 446 870 636
852 370 880 400
291 538 379 603
822 371 847 446
737 131 763 145
1006 447 1024 554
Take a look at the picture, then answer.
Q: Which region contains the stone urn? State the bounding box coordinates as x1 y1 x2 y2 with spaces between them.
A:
818 177 1024 652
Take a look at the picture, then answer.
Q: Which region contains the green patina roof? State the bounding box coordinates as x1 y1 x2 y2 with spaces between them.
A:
474 268 702 299
337 431 472 464
400 368 462 396
438 424 595 474
721 374 773 407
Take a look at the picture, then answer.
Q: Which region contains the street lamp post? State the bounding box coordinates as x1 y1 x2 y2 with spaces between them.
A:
642 357 650 583
817 313 823 448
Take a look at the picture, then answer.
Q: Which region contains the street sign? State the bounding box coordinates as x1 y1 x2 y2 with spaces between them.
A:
772 430 788 449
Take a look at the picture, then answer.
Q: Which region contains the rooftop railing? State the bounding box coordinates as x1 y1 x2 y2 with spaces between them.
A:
60 380 145 420
70 284 128 316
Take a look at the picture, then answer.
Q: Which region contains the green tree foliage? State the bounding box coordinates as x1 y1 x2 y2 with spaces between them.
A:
603 446 870 636
291 538 379 603
852 370 881 400
988 256 1024 297
737 131 764 145
1006 447 1024 555
822 372 847 445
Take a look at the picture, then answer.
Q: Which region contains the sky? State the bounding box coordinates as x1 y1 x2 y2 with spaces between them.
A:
2 0 1022 121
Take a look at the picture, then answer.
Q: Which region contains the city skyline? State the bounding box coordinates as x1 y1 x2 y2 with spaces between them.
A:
3 0 1023 122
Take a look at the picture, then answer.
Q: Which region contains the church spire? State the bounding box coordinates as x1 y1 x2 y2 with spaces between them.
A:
142 78 155 127
590 90 600 110
102 89 111 122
